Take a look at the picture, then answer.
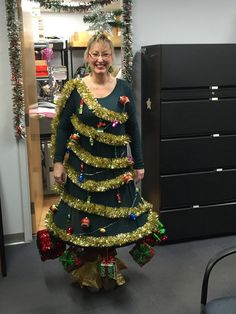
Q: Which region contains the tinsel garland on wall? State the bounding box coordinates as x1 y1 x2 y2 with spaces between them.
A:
121 0 133 82
5 0 26 140
29 0 118 13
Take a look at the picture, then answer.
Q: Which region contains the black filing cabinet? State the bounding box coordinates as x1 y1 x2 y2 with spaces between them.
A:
141 44 236 242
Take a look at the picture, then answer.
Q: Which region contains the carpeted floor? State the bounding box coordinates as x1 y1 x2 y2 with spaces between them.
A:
1 235 236 314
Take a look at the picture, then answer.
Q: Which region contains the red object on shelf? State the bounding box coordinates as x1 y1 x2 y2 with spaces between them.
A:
36 71 49 77
35 64 48 77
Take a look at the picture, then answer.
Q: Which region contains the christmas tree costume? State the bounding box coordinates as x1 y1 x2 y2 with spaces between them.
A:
38 78 165 289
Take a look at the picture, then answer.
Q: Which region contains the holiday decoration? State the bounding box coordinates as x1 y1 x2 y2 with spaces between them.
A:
37 229 65 261
70 133 80 143
5 0 25 140
123 172 133 183
143 221 168 246
99 227 106 233
120 95 130 105
121 0 133 82
129 241 155 267
66 227 73 235
97 121 106 132
83 6 124 34
129 213 136 221
79 99 84 114
59 246 84 272
49 204 58 213
81 217 91 228
67 213 71 222
67 141 133 169
65 161 135 192
29 0 116 13
116 191 122 203
99 256 117 279
61 191 153 219
112 120 119 127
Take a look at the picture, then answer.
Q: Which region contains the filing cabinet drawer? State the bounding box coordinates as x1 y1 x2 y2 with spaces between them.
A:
160 135 236 174
160 202 236 242
161 99 236 138
160 169 236 209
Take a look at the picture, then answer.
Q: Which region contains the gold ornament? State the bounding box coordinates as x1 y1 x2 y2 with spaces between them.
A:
99 228 106 233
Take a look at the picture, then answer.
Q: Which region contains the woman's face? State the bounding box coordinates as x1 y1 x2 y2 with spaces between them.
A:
87 42 113 75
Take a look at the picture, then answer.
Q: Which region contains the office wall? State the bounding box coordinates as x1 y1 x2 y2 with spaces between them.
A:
0 1 31 242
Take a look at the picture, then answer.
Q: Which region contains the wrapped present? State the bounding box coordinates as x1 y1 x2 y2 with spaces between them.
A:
37 229 66 261
59 246 84 272
99 256 117 280
129 241 155 267
144 220 168 246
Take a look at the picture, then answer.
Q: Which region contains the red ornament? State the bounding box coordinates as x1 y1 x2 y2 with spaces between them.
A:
70 133 80 142
66 227 73 235
123 172 133 183
120 95 130 105
80 163 84 172
97 121 106 128
160 235 168 243
79 99 84 114
49 204 57 213
81 217 90 228
116 191 122 203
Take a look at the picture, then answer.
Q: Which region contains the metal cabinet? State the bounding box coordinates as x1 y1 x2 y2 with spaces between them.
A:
141 44 236 242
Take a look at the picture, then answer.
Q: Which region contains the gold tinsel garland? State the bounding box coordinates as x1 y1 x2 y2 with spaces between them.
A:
45 210 159 247
50 79 128 158
71 115 130 146
51 80 79 158
61 191 153 218
68 141 132 169
76 79 128 123
65 162 134 192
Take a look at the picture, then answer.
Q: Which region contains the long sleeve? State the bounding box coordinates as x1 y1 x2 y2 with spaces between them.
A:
124 83 144 169
53 89 77 163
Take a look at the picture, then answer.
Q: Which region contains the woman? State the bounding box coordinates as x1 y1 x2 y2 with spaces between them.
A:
43 33 162 291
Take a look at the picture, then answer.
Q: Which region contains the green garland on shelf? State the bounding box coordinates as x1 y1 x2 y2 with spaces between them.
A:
5 0 26 140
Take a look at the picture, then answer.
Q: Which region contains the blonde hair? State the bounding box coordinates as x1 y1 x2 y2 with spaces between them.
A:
84 33 115 62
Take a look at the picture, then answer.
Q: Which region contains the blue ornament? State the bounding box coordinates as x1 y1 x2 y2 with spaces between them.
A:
79 173 84 183
129 213 136 221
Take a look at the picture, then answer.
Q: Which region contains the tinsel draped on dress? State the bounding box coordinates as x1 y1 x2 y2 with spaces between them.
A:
46 78 159 248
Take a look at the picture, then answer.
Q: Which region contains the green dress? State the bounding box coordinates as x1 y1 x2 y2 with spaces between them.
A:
46 78 159 249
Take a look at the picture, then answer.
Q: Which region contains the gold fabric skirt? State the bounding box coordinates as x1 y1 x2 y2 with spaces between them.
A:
71 257 127 289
